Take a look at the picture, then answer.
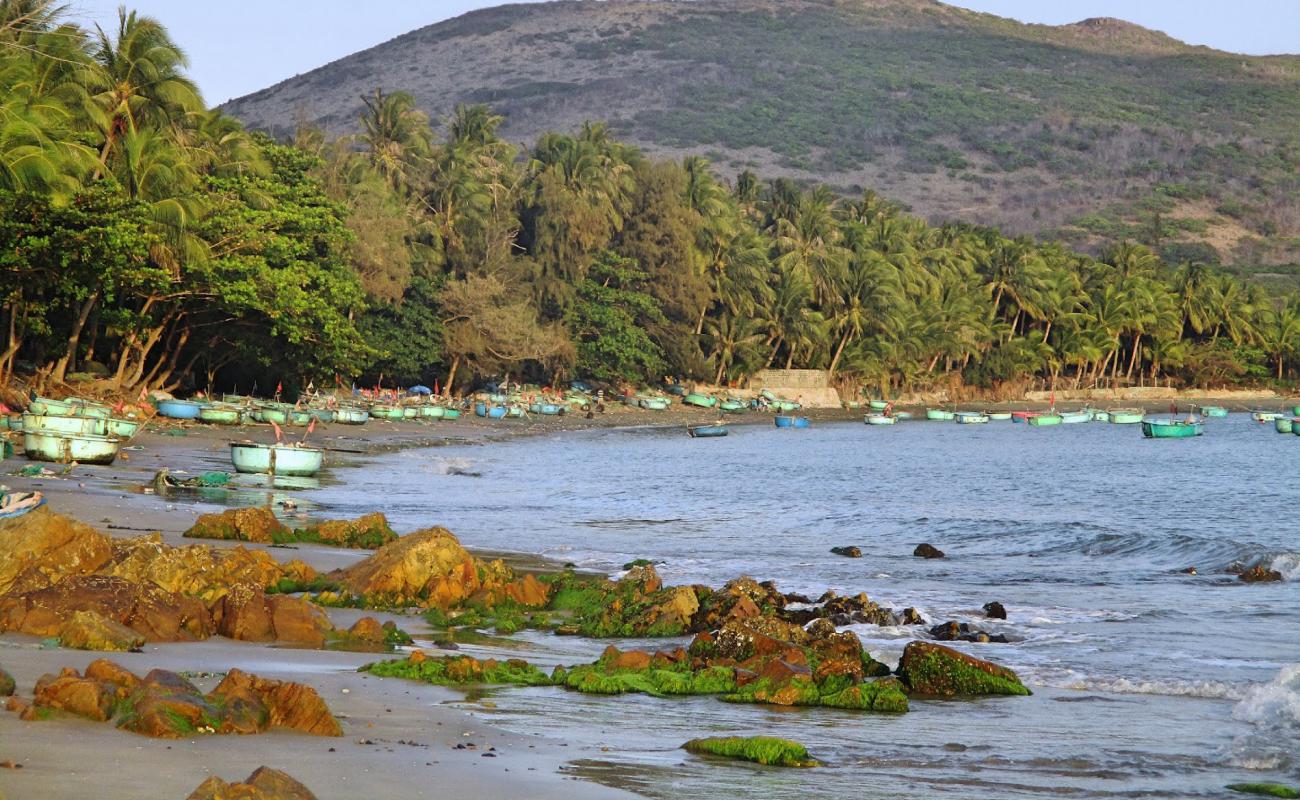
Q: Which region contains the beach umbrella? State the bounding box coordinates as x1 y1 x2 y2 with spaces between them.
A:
408 385 432 395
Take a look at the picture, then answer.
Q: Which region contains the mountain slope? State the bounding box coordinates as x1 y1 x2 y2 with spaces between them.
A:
222 0 1300 269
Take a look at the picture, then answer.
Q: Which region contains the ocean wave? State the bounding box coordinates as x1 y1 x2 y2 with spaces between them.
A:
1228 664 1300 770
1035 671 1247 700
1269 552 1300 581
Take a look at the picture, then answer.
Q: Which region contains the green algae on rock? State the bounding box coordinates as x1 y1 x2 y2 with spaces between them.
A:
1228 784 1300 799
682 736 819 767
360 652 553 687
895 641 1031 697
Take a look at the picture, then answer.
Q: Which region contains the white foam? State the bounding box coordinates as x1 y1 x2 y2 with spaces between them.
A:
1269 552 1300 581
1233 664 1300 728
1041 672 1246 700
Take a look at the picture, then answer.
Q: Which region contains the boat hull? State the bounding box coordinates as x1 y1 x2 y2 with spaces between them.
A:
198 407 242 425
370 405 404 420
864 414 896 425
868 400 890 411
683 393 717 408
1277 417 1295 434
925 409 955 421
229 443 323 476
1141 419 1205 439
22 413 106 436
954 413 989 424
1108 410 1144 424
1027 414 1062 427
688 425 728 438
1058 412 1091 424
334 408 370 425
24 430 120 464
156 399 203 420
775 415 810 428
1200 406 1229 418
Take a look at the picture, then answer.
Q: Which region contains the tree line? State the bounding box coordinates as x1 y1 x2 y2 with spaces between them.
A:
2 3 1298 399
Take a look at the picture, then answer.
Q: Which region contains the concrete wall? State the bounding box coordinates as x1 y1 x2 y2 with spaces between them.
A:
748 369 830 390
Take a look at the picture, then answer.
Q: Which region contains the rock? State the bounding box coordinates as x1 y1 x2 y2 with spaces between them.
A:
58 610 145 651
913 543 945 559
830 546 862 558
118 670 220 738
182 507 291 544
620 563 663 593
32 672 117 721
209 669 342 737
210 586 334 646
346 616 386 644
294 513 398 549
605 646 653 671
186 767 318 800
928 621 1008 644
0 574 214 642
983 601 1007 620
332 527 512 608
900 607 927 625
691 577 786 630
104 534 317 602
502 573 551 608
0 506 114 595
1238 564 1283 583
896 641 1030 697
83 658 140 693
0 666 13 697
6 695 28 713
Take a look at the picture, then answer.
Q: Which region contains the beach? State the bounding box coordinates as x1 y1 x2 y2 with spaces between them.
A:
2 399 1298 799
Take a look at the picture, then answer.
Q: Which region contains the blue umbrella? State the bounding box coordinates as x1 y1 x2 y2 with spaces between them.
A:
408 385 432 395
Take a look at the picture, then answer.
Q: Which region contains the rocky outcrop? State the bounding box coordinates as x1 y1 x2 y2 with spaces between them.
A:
983 601 1007 619
895 641 1030 697
913 543 945 559
57 609 145 651
0 665 13 696
928 620 1009 644
186 767 318 800
182 507 290 544
292 513 397 549
0 575 214 641
26 660 341 738
105 534 317 603
0 506 113 595
332 527 512 608
830 546 861 558
1238 564 1283 583
209 585 334 647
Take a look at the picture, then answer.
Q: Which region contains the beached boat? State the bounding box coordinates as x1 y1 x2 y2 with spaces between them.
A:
24 430 120 464
22 413 105 436
198 406 242 426
442 408 461 420
774 415 810 428
401 406 419 420
683 392 718 409
954 411 989 424
107 418 141 439
419 405 446 419
67 399 112 418
288 410 314 426
1027 413 1063 427
769 399 802 412
893 411 914 420
868 400 890 411
718 399 746 413
334 407 370 425
156 399 203 420
307 408 335 423
1275 417 1294 434
259 407 289 425
529 402 563 415
639 397 671 411
1107 409 1144 424
688 424 728 438
28 397 74 416
664 384 688 397
864 414 896 426
229 442 323 476
1251 410 1284 423
925 408 955 421
505 404 525 418
1141 418 1205 439
1293 422 1300 437
985 411 1012 421
1058 410 1091 424
369 404 404 420
1200 406 1229 418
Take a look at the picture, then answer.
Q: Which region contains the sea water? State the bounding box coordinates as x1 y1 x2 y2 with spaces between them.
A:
311 415 1299 798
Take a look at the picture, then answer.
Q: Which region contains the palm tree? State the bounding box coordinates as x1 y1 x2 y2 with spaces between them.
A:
87 7 203 178
703 315 764 385
356 88 432 193
1255 296 1300 380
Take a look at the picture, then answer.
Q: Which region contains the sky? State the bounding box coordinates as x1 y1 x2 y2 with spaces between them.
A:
67 0 1300 106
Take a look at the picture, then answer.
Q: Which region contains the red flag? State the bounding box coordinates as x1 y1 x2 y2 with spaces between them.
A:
275 381 282 397
305 417 317 437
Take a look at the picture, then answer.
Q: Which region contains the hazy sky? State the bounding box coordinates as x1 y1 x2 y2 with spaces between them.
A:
67 0 1300 106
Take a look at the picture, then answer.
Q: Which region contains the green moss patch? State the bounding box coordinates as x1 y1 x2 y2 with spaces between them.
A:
896 642 1030 698
360 655 553 687
682 736 818 768
1228 784 1300 799
556 663 737 697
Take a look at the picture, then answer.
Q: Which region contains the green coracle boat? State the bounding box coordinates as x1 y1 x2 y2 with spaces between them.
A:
868 400 890 411
419 405 446 419
1090 409 1110 422
719 399 746 413
401 406 419 419
893 411 913 420
24 430 120 464
1058 410 1091 424
28 397 74 416
229 442 323 476
307 408 335 423
1107 408 1144 424
1200 406 1229 418
683 392 718 408
639 397 671 411
259 407 289 425
369 405 404 420
769 399 802 412
198 406 242 426
334 407 370 425
925 408 955 421
288 410 314 426
107 418 141 439
1027 413 1063 427
985 411 1013 421
442 408 461 420
1141 418 1204 438
22 413 105 436
954 411 989 424
1275 417 1294 434
864 413 897 425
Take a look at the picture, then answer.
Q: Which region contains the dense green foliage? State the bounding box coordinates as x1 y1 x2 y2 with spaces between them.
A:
360 654 553 686
1227 784 1300 799
682 736 819 768
5 2 1300 395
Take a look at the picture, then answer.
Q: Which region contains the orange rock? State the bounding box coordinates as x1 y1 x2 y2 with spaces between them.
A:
32 673 116 721
333 527 512 608
6 695 29 714
209 669 341 737
57 610 144 652
83 659 139 693
409 649 427 664
182 507 290 544
105 535 314 602
0 506 113 595
185 766 318 800
0 575 214 642
210 584 276 642
346 617 385 643
267 595 332 647
503 574 551 607
611 650 653 671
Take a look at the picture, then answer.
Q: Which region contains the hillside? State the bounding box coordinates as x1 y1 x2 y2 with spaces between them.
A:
222 0 1300 270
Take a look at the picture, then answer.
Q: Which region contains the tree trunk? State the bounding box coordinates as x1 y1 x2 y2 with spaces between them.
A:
50 289 99 383
1041 320 1052 344
828 330 852 377
445 356 460 398
1125 333 1142 380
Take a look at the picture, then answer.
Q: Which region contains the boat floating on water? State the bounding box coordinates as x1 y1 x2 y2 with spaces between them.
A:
1107 409 1144 425
1275 417 1294 434
864 413 896 426
688 424 728 438
1026 413 1063 427
1200 406 1229 418
954 411 989 424
925 408 955 421
1141 417 1205 439
774 415 810 429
